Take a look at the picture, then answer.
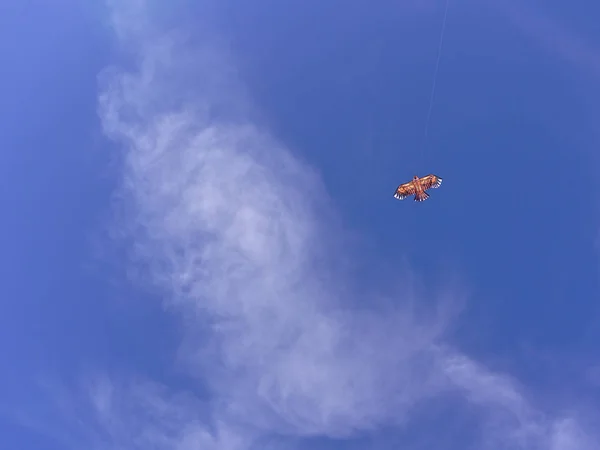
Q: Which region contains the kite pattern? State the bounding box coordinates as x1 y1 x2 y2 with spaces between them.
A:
394 174 443 202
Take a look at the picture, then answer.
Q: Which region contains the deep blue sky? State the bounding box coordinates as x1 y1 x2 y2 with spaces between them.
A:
1 0 599 449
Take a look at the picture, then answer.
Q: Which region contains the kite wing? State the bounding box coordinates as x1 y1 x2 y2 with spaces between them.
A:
394 181 416 200
419 174 442 191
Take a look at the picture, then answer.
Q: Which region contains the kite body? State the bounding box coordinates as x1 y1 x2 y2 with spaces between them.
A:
394 174 442 202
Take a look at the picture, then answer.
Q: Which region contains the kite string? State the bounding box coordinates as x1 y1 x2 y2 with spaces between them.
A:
421 0 450 166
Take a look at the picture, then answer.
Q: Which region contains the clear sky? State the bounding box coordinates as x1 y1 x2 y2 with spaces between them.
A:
2 0 600 449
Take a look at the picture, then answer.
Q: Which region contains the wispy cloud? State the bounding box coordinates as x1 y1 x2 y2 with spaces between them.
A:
494 0 600 80
99 1 452 438
38 0 599 449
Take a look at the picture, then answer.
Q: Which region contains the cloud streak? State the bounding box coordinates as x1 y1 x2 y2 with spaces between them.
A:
47 0 600 449
493 0 600 80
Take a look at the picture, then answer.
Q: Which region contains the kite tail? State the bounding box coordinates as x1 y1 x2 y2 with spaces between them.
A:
415 191 429 202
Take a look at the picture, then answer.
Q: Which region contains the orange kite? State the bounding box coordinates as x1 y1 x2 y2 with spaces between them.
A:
393 174 443 202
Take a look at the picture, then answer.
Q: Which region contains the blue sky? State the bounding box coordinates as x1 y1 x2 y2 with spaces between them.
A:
2 0 600 448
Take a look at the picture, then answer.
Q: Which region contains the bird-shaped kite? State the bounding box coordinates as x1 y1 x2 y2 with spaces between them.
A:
394 174 443 202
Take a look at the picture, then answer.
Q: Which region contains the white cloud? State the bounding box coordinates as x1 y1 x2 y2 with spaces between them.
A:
50 0 600 449
99 21 450 440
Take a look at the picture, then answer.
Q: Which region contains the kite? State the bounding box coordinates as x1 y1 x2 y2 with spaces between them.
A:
393 174 443 202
